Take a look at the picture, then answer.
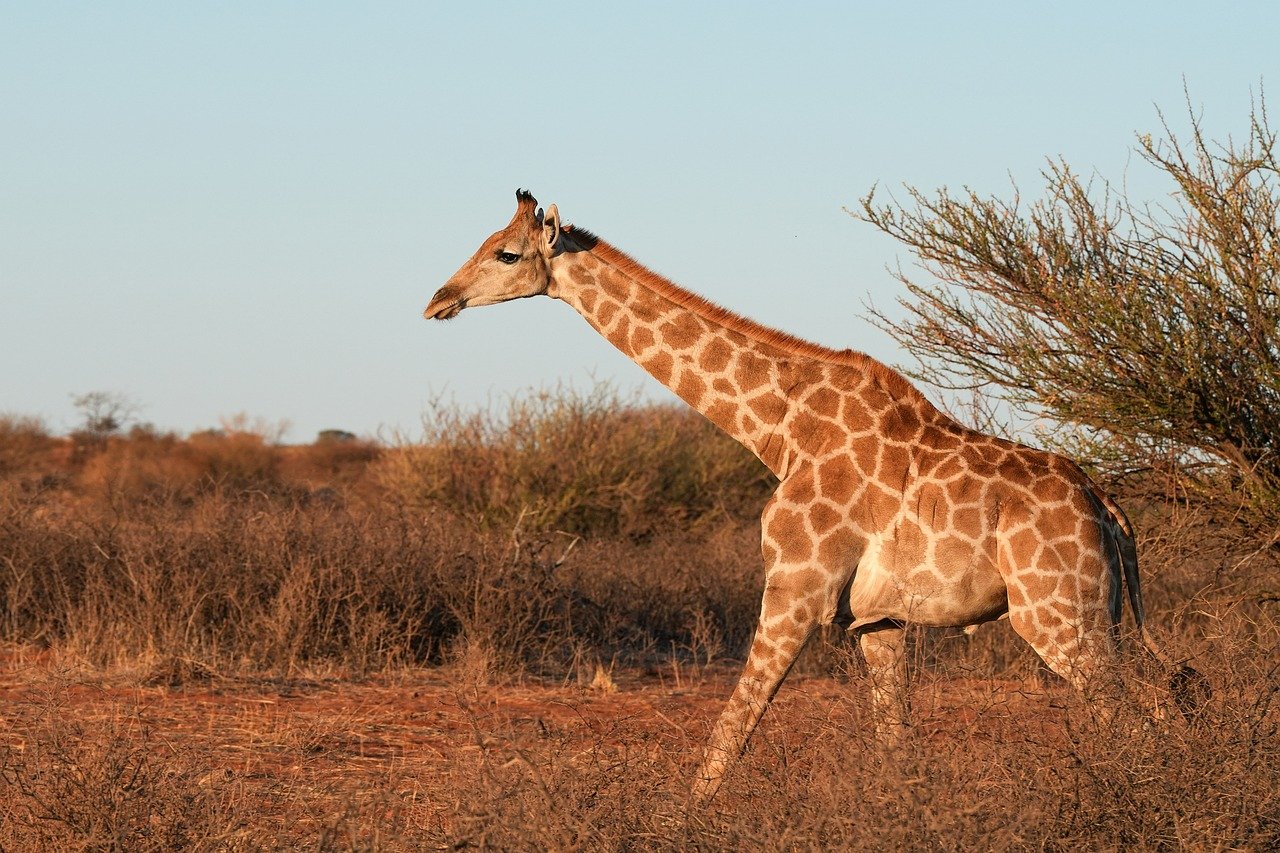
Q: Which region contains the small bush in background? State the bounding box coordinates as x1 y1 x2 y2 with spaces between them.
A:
376 384 774 539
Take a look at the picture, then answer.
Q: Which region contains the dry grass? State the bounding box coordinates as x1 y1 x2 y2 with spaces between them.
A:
376 386 773 538
0 395 1277 849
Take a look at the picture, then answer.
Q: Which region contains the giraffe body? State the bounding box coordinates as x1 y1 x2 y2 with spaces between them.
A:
425 191 1181 801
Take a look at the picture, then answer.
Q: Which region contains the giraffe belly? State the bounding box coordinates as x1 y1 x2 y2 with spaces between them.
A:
847 535 1008 628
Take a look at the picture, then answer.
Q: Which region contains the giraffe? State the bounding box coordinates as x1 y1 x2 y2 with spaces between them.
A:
423 190 1198 801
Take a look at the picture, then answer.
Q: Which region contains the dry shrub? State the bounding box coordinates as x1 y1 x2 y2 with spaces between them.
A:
0 415 57 479
376 385 773 538
71 427 379 511
186 430 282 494
282 433 381 490
0 697 237 850
75 427 209 506
558 526 761 666
0 485 763 679
439 641 1277 849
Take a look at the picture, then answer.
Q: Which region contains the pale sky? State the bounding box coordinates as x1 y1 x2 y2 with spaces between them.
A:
3 3 1277 441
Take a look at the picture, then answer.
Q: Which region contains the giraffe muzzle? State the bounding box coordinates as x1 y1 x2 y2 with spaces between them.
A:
424 291 466 320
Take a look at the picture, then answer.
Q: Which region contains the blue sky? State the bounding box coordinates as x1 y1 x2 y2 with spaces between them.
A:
3 3 1277 440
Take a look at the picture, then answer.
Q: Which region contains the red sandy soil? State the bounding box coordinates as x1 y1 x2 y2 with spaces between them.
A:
0 652 1066 843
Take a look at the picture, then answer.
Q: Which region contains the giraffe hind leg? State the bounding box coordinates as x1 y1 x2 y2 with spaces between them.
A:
1006 602 1126 710
857 625 910 740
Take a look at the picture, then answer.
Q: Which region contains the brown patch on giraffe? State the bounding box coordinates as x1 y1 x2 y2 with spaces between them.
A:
912 448 944 478
791 602 815 625
1051 623 1085 650
660 313 704 350
599 275 629 303
860 483 902 532
712 377 736 396
733 353 770 393
776 636 802 655
1034 604 1061 628
859 381 895 414
791 410 833 455
932 454 967 482
876 444 911 484
1037 474 1072 504
1007 529 1043 567
568 261 595 285
997 454 1035 488
883 403 923 439
891 529 930 572
676 371 708 405
606 315 632 349
963 453 998 480
804 386 840 419
630 325 656 353
1037 504 1080 537
786 476 817 505
699 337 733 373
810 502 842 534
841 396 872 431
577 289 598 313
747 392 786 425
597 300 620 328
762 581 791 613
934 536 979 573
1052 539 1081 567
646 351 674 385
848 433 881 474
945 476 981 506
817 456 858 504
1006 583 1030 611
1055 573 1082 600
705 399 738 430
632 301 662 325
788 568 824 593
739 412 759 434
767 508 813 564
951 505 984 534
919 425 964 452
1018 570 1057 605
817 527 860 567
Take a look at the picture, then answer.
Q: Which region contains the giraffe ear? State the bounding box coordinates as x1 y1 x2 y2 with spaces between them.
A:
541 204 561 255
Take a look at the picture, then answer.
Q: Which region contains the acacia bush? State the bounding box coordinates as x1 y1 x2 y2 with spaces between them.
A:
859 96 1280 525
376 385 774 539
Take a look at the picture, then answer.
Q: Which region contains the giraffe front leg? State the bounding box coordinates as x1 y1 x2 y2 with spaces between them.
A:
691 575 820 803
858 626 910 740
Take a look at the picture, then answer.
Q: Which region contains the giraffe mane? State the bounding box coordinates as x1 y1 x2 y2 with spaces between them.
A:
563 224 930 405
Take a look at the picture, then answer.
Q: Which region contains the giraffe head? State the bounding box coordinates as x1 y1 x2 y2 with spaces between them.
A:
424 189 562 320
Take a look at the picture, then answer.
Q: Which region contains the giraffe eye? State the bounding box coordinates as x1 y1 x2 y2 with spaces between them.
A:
496 251 520 265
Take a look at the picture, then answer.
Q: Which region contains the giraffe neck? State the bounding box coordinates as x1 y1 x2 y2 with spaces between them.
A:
549 241 810 474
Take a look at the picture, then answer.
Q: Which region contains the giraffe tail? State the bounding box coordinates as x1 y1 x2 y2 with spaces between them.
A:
1098 490 1209 717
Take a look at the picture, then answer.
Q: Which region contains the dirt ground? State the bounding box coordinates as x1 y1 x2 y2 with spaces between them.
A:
0 650 1073 847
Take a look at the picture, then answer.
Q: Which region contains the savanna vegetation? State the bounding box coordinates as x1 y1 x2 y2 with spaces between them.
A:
0 383 1276 849
1 98 1277 849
